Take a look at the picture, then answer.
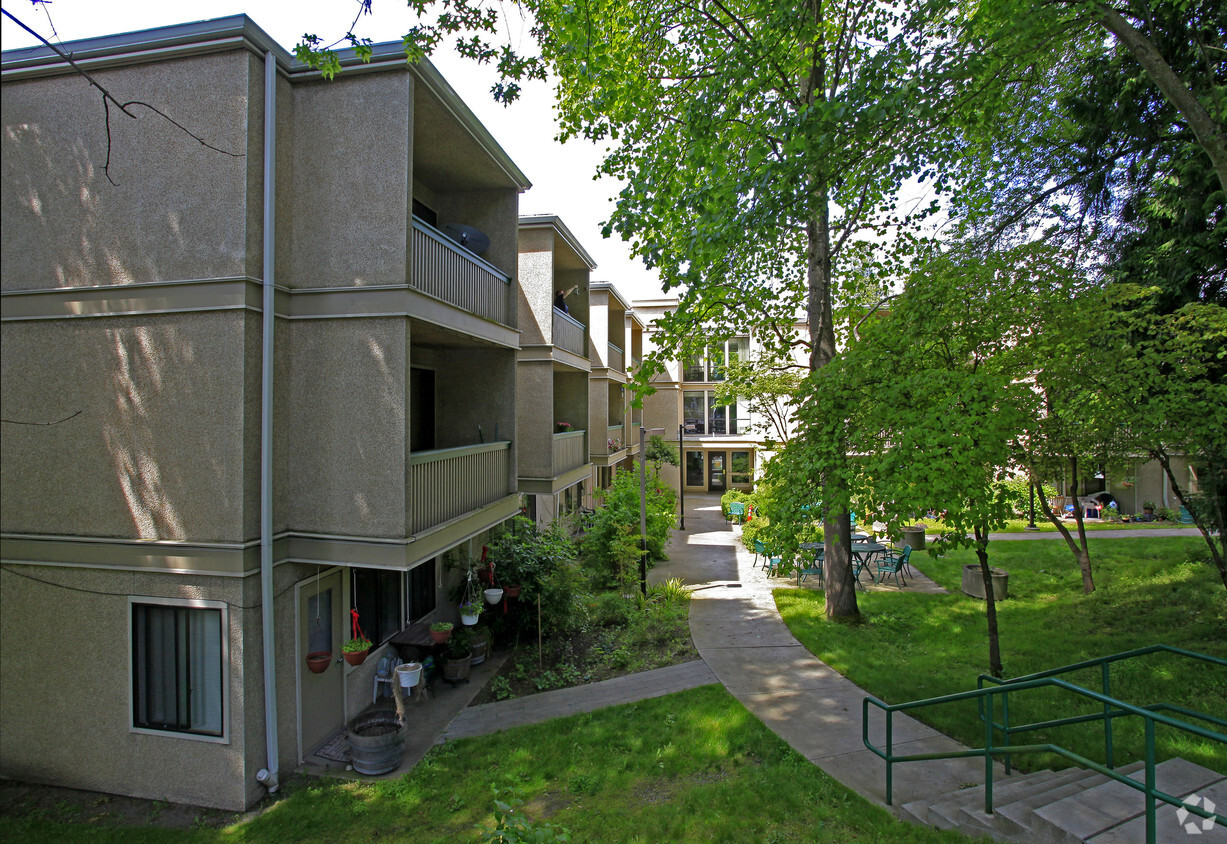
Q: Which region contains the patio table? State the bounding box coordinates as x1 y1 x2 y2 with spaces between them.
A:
851 542 887 583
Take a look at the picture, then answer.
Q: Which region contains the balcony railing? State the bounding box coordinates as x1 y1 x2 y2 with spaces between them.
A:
609 342 624 373
411 218 514 328
409 441 511 533
552 307 586 357
606 424 624 453
552 430 587 474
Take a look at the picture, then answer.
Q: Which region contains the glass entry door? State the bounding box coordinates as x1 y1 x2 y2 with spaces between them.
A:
709 452 726 491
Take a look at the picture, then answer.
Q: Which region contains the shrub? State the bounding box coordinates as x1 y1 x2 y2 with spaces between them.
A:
485 517 583 642
720 489 752 519
582 466 676 588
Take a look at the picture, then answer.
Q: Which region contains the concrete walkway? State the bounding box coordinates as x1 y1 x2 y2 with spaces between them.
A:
651 494 992 809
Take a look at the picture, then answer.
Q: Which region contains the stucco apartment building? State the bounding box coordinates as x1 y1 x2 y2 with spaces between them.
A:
515 215 595 524
1 17 528 810
633 298 801 497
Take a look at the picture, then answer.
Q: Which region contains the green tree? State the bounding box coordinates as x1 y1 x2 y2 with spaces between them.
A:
713 354 804 446
778 246 1043 675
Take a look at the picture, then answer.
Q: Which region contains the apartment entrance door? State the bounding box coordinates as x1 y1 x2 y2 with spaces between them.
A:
709 451 727 492
298 568 344 759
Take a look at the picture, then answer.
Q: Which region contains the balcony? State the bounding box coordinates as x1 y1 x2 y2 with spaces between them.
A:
409 441 511 533
606 424 624 453
609 342 625 373
411 218 514 328
552 429 588 474
552 307 586 357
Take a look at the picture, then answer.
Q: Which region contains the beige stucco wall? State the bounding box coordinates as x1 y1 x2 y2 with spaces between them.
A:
0 311 255 542
283 73 411 290
0 50 258 291
516 227 555 345
284 317 408 538
0 566 252 810
516 361 554 478
436 189 520 280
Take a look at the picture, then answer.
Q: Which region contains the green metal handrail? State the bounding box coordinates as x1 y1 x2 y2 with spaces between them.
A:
976 645 1227 775
862 647 1226 844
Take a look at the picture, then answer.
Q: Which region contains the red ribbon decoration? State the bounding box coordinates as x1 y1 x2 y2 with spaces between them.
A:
351 608 366 641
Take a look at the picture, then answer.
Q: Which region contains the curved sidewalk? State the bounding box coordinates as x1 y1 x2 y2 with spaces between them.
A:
651 494 991 809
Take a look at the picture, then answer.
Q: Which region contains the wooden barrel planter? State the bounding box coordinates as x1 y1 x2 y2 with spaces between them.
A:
347 711 405 775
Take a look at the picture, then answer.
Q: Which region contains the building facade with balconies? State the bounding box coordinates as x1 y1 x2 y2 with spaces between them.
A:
588 282 641 496
0 17 528 810
633 298 805 495
515 215 594 525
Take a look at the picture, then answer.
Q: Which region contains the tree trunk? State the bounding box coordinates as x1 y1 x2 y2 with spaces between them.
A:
1034 474 1095 593
1095 3 1227 195
803 0 858 621
975 524 1003 678
1152 447 1227 590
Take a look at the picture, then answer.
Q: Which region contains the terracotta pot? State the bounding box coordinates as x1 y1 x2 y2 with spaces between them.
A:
505 585 522 598
306 651 332 674
430 629 451 644
343 649 369 667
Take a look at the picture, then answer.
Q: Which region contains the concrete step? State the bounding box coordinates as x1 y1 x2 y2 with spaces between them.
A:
960 767 1113 840
988 763 1145 840
1089 777 1227 843
926 769 1068 833
1032 758 1225 843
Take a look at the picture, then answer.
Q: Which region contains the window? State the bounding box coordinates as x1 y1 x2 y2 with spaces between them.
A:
131 600 225 739
731 451 752 485
683 391 706 434
685 451 705 486
353 568 403 645
681 337 749 382
408 559 437 623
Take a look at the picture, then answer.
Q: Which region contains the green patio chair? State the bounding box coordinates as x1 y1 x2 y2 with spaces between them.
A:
798 547 824 586
752 538 768 568
876 545 911 587
727 501 746 525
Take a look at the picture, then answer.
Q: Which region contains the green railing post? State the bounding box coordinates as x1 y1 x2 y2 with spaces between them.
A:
1002 692 1012 775
1145 718 1156 844
886 711 894 805
984 690 995 815
1103 661 1115 769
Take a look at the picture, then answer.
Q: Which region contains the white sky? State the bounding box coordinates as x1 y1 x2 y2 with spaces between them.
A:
0 0 665 302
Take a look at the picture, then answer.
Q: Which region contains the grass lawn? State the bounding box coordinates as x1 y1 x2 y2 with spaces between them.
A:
0 686 978 844
776 537 1227 775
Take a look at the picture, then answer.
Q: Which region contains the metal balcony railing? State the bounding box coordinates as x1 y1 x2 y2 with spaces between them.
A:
552 307 586 357
552 430 587 474
411 218 514 328
409 441 511 533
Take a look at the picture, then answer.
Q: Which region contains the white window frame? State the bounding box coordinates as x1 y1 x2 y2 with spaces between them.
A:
128 596 230 744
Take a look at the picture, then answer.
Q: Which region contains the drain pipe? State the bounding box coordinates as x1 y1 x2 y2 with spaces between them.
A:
258 49 281 794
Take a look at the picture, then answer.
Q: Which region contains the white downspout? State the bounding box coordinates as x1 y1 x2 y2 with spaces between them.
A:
259 50 280 794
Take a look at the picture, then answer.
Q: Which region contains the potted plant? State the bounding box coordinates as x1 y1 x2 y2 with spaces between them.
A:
555 421 573 433
1143 500 1156 515
459 598 484 626
443 627 474 682
429 621 453 644
305 651 332 674
342 636 372 666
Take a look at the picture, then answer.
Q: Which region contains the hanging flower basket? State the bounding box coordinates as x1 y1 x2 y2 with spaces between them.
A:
505 584 522 598
484 587 504 604
306 651 332 674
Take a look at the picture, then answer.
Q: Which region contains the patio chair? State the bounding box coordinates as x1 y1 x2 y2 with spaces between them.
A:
752 538 768 568
876 545 911 588
798 547 824 586
764 553 786 577
727 501 746 525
